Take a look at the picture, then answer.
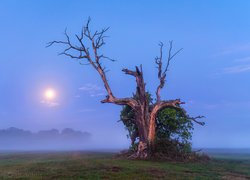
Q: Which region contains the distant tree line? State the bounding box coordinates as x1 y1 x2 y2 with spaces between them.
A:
0 127 91 150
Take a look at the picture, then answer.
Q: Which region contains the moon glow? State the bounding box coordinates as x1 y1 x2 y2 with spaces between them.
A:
44 88 56 100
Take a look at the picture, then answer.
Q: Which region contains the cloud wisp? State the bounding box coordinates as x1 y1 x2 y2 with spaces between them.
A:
218 43 250 56
78 83 106 97
222 64 250 74
214 43 250 75
40 100 60 107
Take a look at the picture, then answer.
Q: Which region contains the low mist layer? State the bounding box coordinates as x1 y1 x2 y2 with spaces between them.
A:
0 127 91 151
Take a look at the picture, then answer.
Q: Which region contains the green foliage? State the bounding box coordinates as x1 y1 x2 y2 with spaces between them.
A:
156 107 193 144
120 105 137 142
120 93 194 154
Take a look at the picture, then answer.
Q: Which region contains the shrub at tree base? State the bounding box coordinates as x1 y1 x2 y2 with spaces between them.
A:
120 98 208 161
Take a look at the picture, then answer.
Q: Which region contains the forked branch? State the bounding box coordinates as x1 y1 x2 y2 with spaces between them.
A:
155 41 183 102
47 18 137 107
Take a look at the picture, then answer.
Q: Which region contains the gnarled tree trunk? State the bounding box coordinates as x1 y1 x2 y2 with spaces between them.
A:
122 65 184 158
48 18 203 159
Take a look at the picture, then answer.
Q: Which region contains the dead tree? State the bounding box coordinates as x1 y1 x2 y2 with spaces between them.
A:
48 18 204 159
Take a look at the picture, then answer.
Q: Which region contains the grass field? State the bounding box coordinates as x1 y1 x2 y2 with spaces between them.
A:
0 151 250 179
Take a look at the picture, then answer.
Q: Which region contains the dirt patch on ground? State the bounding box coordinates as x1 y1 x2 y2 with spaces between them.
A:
147 168 167 178
110 166 122 172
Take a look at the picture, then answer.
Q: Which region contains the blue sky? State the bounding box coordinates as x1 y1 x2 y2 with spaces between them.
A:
1 0 250 148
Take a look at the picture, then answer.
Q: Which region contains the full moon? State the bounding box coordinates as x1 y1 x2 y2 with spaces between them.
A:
44 88 56 100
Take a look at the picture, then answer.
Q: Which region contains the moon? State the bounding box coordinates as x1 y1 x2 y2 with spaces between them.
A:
44 88 56 100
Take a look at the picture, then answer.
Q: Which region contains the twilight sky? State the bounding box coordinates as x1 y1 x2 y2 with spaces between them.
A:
1 0 250 149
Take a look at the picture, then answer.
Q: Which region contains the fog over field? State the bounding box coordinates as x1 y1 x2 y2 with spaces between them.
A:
0 127 93 151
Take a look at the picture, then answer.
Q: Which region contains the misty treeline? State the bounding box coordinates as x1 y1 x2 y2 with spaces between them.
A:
0 127 91 150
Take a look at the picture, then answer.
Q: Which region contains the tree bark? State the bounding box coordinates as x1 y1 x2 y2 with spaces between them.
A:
148 108 158 149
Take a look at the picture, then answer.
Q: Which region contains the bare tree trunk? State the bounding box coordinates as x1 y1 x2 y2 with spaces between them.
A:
48 19 205 159
148 110 157 149
122 65 152 158
132 110 149 158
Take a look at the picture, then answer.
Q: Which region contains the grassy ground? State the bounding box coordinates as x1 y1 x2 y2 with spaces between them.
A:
0 151 249 179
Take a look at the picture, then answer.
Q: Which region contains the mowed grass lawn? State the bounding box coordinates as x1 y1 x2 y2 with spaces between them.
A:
0 151 250 179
